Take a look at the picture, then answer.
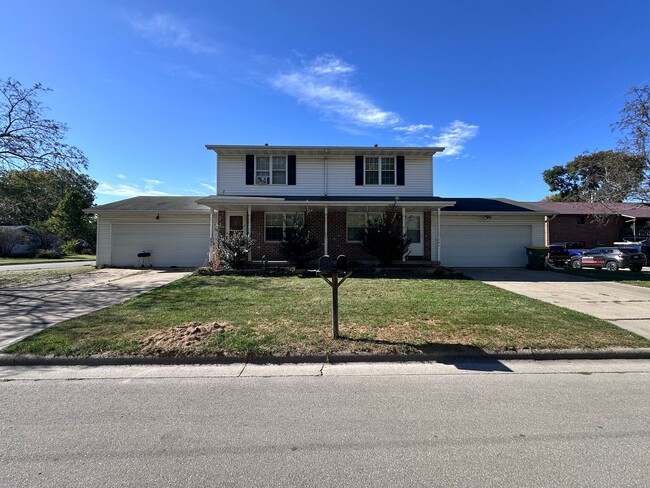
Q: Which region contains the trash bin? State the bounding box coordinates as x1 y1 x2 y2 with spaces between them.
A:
525 246 548 270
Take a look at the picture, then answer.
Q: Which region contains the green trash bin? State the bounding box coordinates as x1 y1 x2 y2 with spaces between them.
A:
525 246 548 270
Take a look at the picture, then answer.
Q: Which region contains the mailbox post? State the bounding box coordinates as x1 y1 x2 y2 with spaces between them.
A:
317 255 352 339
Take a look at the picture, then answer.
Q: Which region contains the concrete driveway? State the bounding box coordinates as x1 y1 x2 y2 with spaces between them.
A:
460 268 650 339
0 268 190 350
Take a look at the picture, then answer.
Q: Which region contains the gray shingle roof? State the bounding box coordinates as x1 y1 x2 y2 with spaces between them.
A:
87 196 210 213
527 202 650 218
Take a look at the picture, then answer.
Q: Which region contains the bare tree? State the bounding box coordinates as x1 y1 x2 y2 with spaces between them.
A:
0 78 88 173
612 85 650 203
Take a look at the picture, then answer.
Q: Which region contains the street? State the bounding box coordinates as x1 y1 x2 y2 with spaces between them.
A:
1 361 649 487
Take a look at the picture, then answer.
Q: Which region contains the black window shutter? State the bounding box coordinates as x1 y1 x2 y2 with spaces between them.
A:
396 155 405 186
288 155 296 185
355 156 364 186
245 155 254 185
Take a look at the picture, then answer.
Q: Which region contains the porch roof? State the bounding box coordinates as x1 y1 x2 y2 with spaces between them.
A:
196 195 457 212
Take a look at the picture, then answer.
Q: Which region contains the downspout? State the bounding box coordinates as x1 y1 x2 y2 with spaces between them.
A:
544 214 557 246
248 206 252 261
324 206 328 255
402 206 406 262
436 208 441 262
324 152 329 196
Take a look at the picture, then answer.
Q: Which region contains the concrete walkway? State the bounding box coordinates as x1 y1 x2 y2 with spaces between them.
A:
0 260 96 271
460 268 650 339
0 268 190 349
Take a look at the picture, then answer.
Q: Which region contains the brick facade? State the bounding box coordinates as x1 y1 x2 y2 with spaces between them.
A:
218 209 431 263
548 215 624 248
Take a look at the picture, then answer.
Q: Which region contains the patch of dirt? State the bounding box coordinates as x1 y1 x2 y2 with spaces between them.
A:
140 322 232 352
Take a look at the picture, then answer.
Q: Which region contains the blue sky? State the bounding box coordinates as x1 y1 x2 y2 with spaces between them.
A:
2 0 649 205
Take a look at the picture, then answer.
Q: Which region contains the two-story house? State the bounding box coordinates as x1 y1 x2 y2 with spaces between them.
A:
89 145 548 268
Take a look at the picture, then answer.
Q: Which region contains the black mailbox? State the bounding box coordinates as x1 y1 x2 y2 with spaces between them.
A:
318 255 333 273
336 255 348 271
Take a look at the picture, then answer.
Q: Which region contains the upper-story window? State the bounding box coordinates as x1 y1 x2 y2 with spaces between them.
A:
256 156 287 185
365 156 395 185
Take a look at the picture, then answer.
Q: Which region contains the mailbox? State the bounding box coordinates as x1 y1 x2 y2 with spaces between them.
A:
336 255 348 271
318 255 333 273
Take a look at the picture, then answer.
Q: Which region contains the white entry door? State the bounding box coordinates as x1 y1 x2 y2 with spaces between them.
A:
226 212 246 236
406 213 424 257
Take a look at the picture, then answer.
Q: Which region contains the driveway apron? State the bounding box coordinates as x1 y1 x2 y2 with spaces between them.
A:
0 269 190 349
460 268 650 340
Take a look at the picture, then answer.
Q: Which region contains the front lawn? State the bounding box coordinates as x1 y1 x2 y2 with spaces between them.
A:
0 254 96 266
555 267 650 288
0 266 96 289
5 274 648 358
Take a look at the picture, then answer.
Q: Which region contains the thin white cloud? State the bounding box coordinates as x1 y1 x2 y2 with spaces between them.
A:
144 178 163 185
97 183 173 198
200 183 216 192
430 120 479 156
393 124 434 134
131 13 216 54
116 173 127 179
271 55 400 128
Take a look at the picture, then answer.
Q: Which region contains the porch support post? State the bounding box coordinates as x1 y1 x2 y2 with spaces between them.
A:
209 208 214 240
324 206 328 256
248 206 252 262
402 206 406 262
436 207 441 261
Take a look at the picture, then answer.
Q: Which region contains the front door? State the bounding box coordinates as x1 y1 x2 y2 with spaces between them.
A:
406 213 424 257
226 212 246 236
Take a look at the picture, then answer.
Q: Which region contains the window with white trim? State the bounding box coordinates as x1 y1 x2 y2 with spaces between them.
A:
365 156 395 185
347 212 382 242
256 156 287 185
265 212 304 241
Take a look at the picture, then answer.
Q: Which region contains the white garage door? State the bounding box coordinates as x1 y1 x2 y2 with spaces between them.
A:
111 223 210 268
440 225 532 267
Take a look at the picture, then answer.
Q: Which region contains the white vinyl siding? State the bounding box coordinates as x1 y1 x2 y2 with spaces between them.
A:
431 214 546 267
216 154 432 196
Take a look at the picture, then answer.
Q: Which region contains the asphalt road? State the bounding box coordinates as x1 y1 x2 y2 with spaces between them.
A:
1 361 648 487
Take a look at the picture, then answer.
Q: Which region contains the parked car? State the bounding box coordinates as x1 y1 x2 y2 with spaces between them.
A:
547 242 586 267
570 247 647 272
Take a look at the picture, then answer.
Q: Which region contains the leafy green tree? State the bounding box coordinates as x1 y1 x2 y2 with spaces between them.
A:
279 211 320 268
362 209 411 265
45 190 94 242
0 168 96 225
542 150 645 202
1 78 88 172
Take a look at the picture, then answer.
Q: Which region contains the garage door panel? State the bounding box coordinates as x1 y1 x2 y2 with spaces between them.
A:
111 224 209 268
441 224 531 267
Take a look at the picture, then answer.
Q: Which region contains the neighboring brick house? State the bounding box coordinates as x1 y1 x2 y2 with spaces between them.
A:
89 145 549 268
529 202 650 248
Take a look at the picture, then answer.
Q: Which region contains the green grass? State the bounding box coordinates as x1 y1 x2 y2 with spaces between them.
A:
556 267 650 288
4 274 648 358
0 254 96 265
0 266 96 289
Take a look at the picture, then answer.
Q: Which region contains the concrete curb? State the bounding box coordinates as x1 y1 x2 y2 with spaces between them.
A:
2 348 650 367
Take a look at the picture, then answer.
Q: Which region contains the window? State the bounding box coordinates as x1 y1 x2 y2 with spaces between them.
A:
365 156 395 185
577 215 586 225
347 212 382 242
256 156 287 185
265 212 304 241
